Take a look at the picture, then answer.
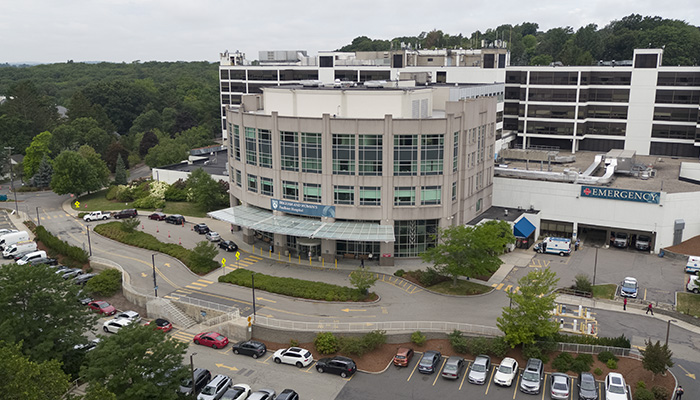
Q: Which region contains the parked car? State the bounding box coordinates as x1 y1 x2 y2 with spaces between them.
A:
147 318 173 332
550 373 571 399
248 389 275 400
468 354 490 385
83 211 111 222
276 389 300 400
273 347 314 368
316 355 357 378
687 275 700 293
74 273 97 286
197 374 232 400
165 214 185 224
76 289 93 305
612 232 629 248
219 240 238 252
148 212 167 221
179 368 212 397
193 332 229 349
114 209 138 219
115 310 141 323
232 340 266 359
221 383 251 400
604 372 628 400
578 372 599 400
393 347 414 367
441 356 465 379
12 249 37 261
494 357 519 386
194 223 210 234
0 229 18 235
103 317 135 333
620 277 638 298
635 235 651 251
16 250 47 265
61 268 84 279
88 300 116 316
73 338 101 352
28 257 57 266
520 358 545 394
205 231 221 242
417 350 441 374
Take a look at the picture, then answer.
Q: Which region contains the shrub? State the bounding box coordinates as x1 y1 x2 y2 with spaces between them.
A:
115 185 135 202
34 225 89 264
339 337 366 356
133 195 165 209
314 332 339 355
552 333 630 348
593 367 603 376
120 217 140 233
634 388 654 400
552 352 574 372
289 339 299 347
189 241 220 273
469 337 490 356
522 343 544 361
574 274 593 293
164 182 188 201
362 330 386 352
411 331 426 347
449 330 469 354
597 351 619 363
418 267 441 286
636 381 646 390
651 386 670 400
490 336 510 358
394 269 405 277
105 185 119 200
84 268 122 297
571 353 593 373
606 358 618 369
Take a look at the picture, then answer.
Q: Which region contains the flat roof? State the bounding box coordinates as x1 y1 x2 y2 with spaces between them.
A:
157 150 228 177
467 205 539 226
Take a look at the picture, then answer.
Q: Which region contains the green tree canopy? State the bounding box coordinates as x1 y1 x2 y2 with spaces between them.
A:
23 130 52 178
78 145 111 192
31 154 53 188
0 341 71 400
497 267 560 347
114 154 128 185
50 150 94 195
185 168 224 211
641 339 674 380
349 266 378 294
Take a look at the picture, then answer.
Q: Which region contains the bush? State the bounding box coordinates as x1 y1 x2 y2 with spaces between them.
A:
394 269 405 277
84 268 122 297
651 386 669 400
552 352 574 372
34 225 89 264
132 195 165 209
574 274 593 293
593 367 603 376
636 381 646 390
314 332 339 355
634 388 654 400
522 343 544 362
105 185 119 200
606 358 618 369
552 333 630 348
339 337 365 356
490 336 510 358
449 330 469 354
120 217 140 233
363 330 386 351
418 267 441 286
115 185 135 202
597 351 619 363
571 353 593 373
164 181 188 201
289 339 299 347
411 331 426 347
469 337 491 356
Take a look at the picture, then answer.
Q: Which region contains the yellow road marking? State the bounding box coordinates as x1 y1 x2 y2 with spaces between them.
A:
185 285 200 290
189 281 208 287
496 283 505 290
433 358 447 385
407 355 421 381
504 285 513 292
198 279 214 284
485 365 496 394
459 361 471 390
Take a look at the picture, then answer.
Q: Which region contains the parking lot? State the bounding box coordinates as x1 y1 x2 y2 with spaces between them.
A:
336 352 605 400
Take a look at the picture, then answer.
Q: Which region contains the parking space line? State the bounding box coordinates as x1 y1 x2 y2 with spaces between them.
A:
407 357 421 381
496 283 504 290
303 362 315 374
513 372 522 399
644 288 647 301
257 354 273 365
459 360 471 390
433 357 447 385
540 374 549 400
485 366 496 394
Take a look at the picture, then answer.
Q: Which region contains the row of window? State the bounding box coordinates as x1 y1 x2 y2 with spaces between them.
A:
504 119 627 136
504 104 630 120
220 69 320 81
506 71 632 86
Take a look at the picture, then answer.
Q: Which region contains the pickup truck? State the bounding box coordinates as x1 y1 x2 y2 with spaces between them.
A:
83 211 111 222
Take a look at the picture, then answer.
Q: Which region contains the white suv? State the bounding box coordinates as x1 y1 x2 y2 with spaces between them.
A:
103 317 134 334
605 372 628 400
273 347 314 368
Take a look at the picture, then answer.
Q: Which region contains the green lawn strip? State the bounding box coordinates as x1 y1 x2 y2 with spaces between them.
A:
592 284 617 300
219 269 372 302
677 293 700 318
75 190 207 218
93 222 218 274
426 279 491 295
161 202 208 218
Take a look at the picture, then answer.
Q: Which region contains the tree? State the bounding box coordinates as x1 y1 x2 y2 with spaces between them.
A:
78 145 110 192
50 150 93 195
641 339 673 380
82 383 117 400
31 154 53 188
421 220 515 286
189 241 219 271
139 130 160 157
186 168 221 211
145 139 190 168
104 141 130 173
0 341 71 400
349 267 378 294
81 324 188 400
114 154 128 185
0 264 97 369
23 130 52 178
497 267 560 347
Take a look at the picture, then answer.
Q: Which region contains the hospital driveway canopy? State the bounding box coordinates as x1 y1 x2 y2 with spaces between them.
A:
209 206 395 242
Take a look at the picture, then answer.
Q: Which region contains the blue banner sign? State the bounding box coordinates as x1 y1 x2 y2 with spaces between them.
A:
271 198 336 218
580 186 660 204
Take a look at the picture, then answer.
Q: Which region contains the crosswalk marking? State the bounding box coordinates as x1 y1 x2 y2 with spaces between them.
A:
198 279 214 284
170 330 194 343
491 283 520 293
189 281 208 287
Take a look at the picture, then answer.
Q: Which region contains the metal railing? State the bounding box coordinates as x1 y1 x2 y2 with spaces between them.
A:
201 311 241 327
174 295 239 314
253 317 502 335
541 341 639 360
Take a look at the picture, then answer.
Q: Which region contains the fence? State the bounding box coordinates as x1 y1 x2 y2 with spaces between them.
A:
201 311 241 327
542 341 640 360
174 295 239 314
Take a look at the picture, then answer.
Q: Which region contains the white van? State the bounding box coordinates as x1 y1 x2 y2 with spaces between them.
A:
534 237 572 256
687 275 700 294
0 231 30 250
685 256 700 274
16 250 48 265
3 240 37 259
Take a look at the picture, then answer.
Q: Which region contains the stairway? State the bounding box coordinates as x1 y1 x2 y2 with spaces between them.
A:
162 300 197 329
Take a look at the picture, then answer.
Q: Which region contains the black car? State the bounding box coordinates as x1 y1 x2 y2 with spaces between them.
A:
418 350 442 374
179 368 211 396
276 389 300 400
232 340 266 359
219 240 238 252
29 257 58 266
114 208 138 219
194 223 210 234
74 273 97 286
316 356 357 378
578 372 599 400
165 214 185 225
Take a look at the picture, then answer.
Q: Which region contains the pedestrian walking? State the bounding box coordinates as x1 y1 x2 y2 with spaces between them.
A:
360 259 365 268
575 239 580 251
646 303 654 315
674 385 684 400
623 297 627 311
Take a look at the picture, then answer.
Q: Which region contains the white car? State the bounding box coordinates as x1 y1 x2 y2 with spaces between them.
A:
102 317 135 333
493 357 518 386
221 383 251 400
273 347 314 368
115 310 141 324
605 372 628 400
205 231 221 242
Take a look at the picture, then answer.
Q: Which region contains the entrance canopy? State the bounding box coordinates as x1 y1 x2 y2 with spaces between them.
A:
209 206 395 242
513 217 536 238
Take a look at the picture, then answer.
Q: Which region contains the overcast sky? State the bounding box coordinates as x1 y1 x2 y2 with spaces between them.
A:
1 1 698 64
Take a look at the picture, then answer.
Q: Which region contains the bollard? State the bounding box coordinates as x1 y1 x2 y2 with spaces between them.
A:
578 305 583 317
572 319 578 331
560 319 564 329
335 259 337 269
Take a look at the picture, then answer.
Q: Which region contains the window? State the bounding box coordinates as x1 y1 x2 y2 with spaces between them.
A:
360 187 381 206
421 186 441 205
451 181 457 201
233 125 240 161
282 180 298 200
303 183 321 203
334 186 354 205
301 132 322 173
394 187 415 206
245 127 257 165
280 131 298 171
394 219 439 257
332 134 355 175
247 174 257 193
358 135 382 175
453 131 459 172
476 198 483 212
394 135 418 176
261 177 273 196
258 129 272 168
235 169 241 187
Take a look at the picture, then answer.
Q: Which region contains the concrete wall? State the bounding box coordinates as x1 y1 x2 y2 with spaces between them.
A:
252 326 453 344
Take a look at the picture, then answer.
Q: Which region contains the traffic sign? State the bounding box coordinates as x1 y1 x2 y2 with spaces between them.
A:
236 251 240 260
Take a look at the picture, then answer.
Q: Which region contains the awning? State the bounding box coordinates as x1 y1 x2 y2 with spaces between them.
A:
513 217 536 238
208 206 395 242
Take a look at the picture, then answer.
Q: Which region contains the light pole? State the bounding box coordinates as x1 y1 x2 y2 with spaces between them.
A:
86 226 92 256
189 352 197 397
665 319 677 347
251 272 256 319
4 146 19 215
592 246 599 288
36 207 40 226
509 286 513 309
151 254 158 297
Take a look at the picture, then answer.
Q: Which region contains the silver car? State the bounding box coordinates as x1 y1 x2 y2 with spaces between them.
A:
550 373 570 400
441 356 464 379
468 355 491 384
205 231 221 242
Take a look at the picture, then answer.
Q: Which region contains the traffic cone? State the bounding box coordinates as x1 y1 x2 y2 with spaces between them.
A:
168 231 170 238
156 227 159 233
179 238 182 245
182 221 184 227
141 224 144 230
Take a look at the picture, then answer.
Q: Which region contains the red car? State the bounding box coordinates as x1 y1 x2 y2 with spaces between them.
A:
147 318 173 333
148 212 166 221
88 301 116 316
193 331 229 349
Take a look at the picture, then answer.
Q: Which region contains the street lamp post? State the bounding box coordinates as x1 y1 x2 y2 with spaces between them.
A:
86 226 92 256
251 272 256 319
189 352 197 397
665 319 677 347
592 247 599 288
509 287 513 309
151 254 158 297
36 207 40 226
4 146 19 215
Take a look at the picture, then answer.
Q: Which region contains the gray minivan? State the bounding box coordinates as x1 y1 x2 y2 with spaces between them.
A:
519 358 544 394
179 368 211 396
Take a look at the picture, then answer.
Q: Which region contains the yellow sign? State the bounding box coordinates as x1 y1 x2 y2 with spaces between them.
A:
74 201 80 208
221 258 226 266
235 251 240 260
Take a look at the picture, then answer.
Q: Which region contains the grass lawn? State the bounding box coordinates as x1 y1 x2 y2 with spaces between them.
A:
677 293 700 318
592 284 617 299
75 190 208 218
427 279 491 295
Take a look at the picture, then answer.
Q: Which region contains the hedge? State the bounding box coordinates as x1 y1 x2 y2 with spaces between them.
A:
551 333 631 348
219 269 372 301
93 222 218 274
35 225 89 264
